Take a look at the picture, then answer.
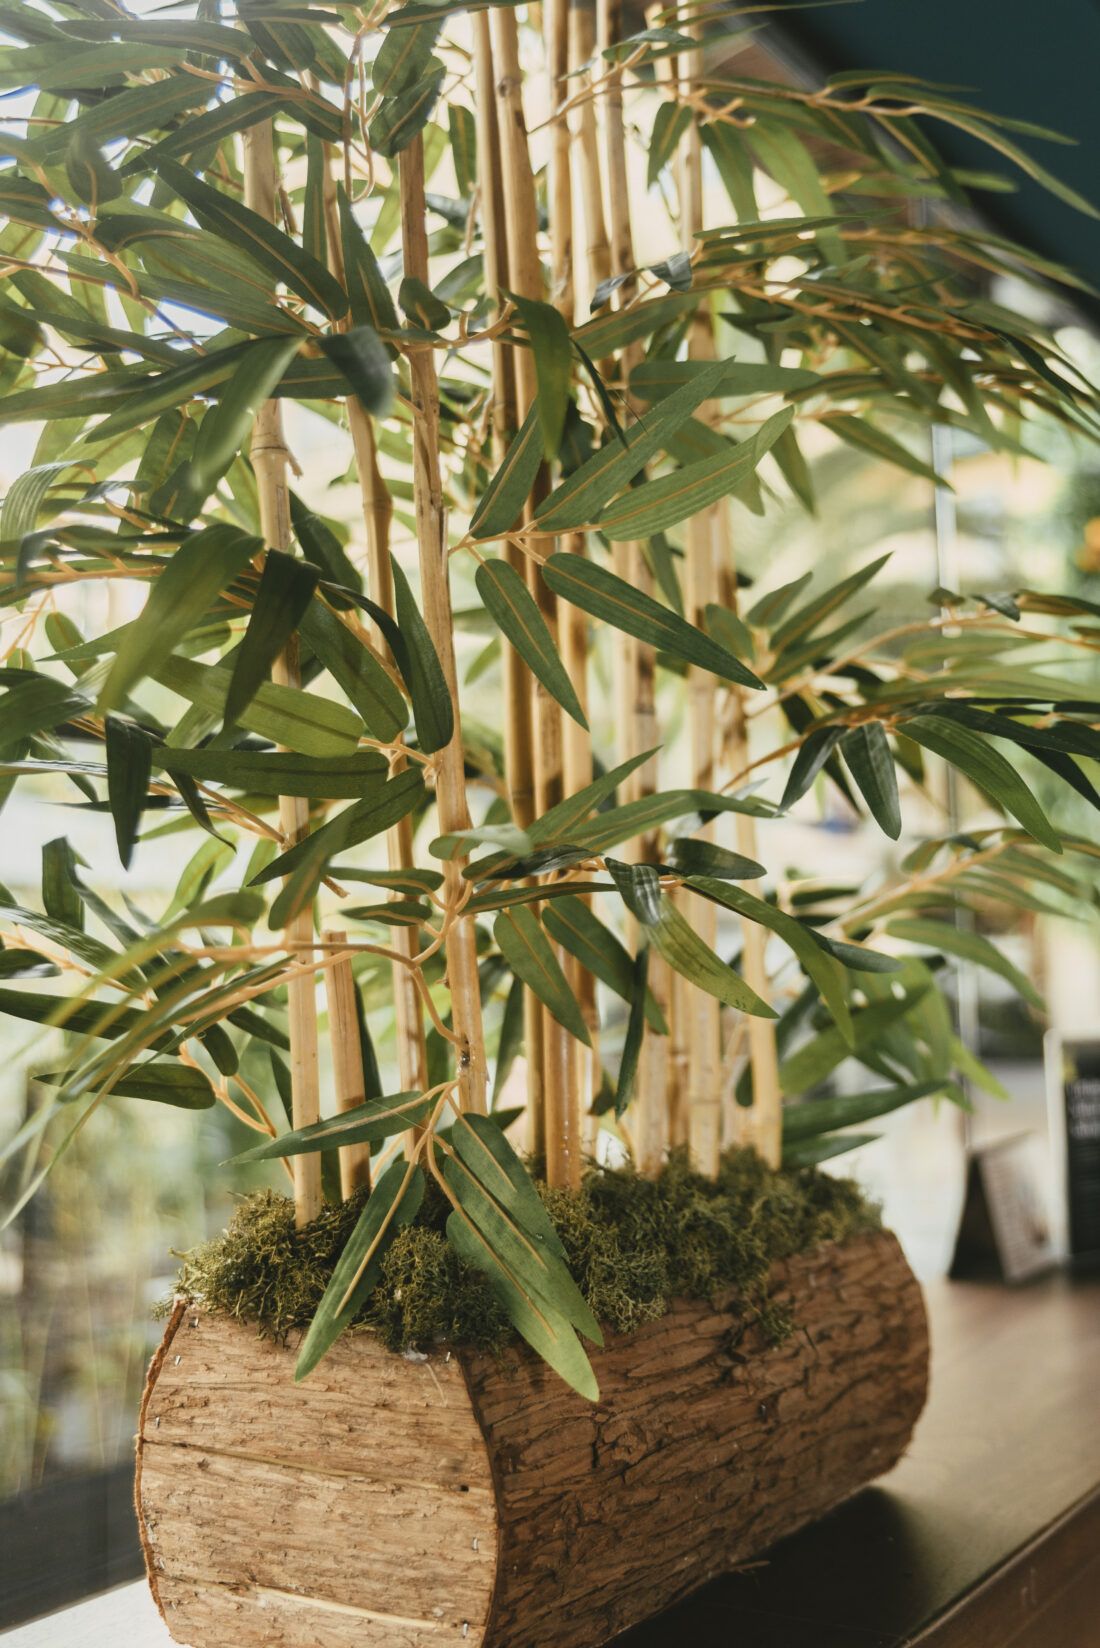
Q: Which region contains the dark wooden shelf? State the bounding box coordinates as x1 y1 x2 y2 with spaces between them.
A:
618 1270 1100 1648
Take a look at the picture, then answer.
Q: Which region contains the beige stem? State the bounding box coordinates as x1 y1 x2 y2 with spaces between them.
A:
348 405 430 1132
679 61 722 1177
474 14 546 1150
322 929 372 1197
493 9 581 1186
243 122 322 1226
399 136 487 1115
718 545 782 1169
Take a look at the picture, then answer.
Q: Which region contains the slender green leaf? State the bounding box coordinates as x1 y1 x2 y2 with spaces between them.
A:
469 403 542 539
510 292 572 459
494 907 591 1045
100 526 261 712
543 896 668 1032
899 713 1062 851
226 551 320 727
155 653 363 756
841 723 901 840
476 558 587 729
616 945 648 1116
104 716 152 869
542 553 762 688
389 554 454 753
228 1090 432 1162
886 916 1044 1010
158 748 388 798
296 1161 425 1378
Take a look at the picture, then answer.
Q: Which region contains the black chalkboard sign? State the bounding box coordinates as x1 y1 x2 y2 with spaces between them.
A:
1057 1039 1100 1265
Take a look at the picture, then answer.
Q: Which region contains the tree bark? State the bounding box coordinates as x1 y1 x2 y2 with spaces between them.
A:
137 1230 927 1648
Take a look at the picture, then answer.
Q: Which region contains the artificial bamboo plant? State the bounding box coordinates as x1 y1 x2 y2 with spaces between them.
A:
2 0 1099 1397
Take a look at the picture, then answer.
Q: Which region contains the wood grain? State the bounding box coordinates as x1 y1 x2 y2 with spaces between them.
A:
135 1230 927 1648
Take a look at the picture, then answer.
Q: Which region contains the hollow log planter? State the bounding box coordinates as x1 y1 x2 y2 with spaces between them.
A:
136 1229 927 1648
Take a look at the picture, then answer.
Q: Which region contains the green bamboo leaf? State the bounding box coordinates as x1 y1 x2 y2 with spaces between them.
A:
571 788 773 856
494 907 591 1045
886 916 1044 1010
783 1080 944 1145
476 558 588 729
492 974 525 1104
337 185 400 332
372 10 443 95
469 403 542 539
543 896 668 1032
154 653 363 757
573 290 698 358
99 526 261 711
647 101 692 187
104 717 152 870
40 1060 217 1109
899 713 1062 851
389 553 454 753
318 327 395 416
251 766 425 886
0 987 156 1041
686 876 851 1043
0 953 60 981
616 946 648 1116
299 598 407 742
841 723 901 840
0 674 89 742
155 158 348 320
647 892 776 1017
445 1128 601 1346
599 409 793 539
770 556 891 651
781 1132 880 1167
528 749 659 843
369 61 446 158
227 1090 432 1163
780 725 845 809
296 1161 425 1379
41 837 84 933
63 128 122 207
157 748 388 798
448 103 476 197
808 933 901 974
176 336 303 518
290 492 363 597
628 360 819 403
225 551 320 727
399 275 450 332
446 1202 598 1400
542 553 763 688
666 840 764 880
534 358 729 531
777 989 927 1095
509 292 572 459
823 415 942 483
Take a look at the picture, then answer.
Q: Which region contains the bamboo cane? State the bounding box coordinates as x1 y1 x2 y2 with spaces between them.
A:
717 538 783 1170
398 135 488 1116
493 8 581 1187
327 149 430 1127
243 122 323 1226
679 58 722 1178
473 15 547 1154
597 0 668 1173
322 929 372 1197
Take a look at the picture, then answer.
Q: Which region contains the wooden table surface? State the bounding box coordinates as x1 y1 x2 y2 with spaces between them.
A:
4 1271 1099 1648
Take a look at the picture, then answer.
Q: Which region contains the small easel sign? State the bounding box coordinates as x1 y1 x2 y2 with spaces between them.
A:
950 1133 1056 1283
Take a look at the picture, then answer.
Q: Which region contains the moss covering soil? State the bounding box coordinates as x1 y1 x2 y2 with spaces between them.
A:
168 1147 881 1359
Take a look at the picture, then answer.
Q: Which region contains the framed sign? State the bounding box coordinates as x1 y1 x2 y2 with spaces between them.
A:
950 1133 1056 1283
1046 1032 1100 1266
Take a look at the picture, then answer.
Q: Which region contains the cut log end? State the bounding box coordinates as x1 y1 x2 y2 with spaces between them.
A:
136 1230 928 1648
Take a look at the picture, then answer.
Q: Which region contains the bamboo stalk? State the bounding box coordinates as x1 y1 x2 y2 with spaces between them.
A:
322 929 372 1198
717 540 783 1170
569 0 612 306
680 58 722 1178
399 135 488 1116
493 8 581 1187
243 121 322 1227
348 405 430 1126
474 15 546 1153
545 0 575 322
597 0 667 1173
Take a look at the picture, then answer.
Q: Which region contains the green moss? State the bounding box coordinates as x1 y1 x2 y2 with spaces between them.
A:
167 1147 880 1356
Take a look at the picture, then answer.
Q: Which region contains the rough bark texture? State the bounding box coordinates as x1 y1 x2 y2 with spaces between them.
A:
136 1230 927 1648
